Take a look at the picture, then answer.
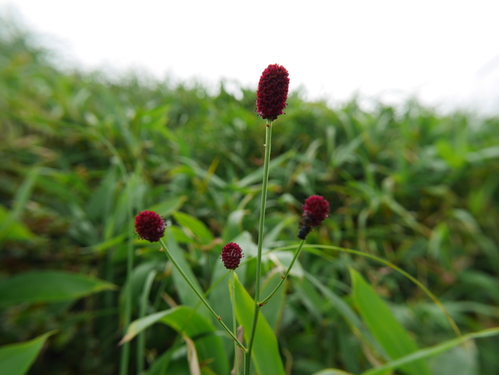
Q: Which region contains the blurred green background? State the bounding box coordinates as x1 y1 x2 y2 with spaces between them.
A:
1 18 499 375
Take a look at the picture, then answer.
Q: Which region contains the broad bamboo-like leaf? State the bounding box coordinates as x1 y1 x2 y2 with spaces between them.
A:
350 269 432 375
0 331 57 375
0 271 116 304
122 306 228 375
173 212 214 246
149 196 187 217
232 273 285 375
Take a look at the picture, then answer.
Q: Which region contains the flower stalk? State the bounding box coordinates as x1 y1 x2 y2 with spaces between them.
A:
119 180 135 375
259 238 306 306
245 119 273 374
158 238 247 352
261 195 329 305
230 271 240 375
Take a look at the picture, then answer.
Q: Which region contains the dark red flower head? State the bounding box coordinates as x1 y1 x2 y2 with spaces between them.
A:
297 195 329 239
134 210 165 242
256 64 289 121
302 195 329 227
221 242 243 270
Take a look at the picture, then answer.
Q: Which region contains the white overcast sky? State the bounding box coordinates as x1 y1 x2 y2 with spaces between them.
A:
1 0 499 114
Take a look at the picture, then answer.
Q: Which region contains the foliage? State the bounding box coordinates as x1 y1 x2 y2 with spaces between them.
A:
1 17 499 374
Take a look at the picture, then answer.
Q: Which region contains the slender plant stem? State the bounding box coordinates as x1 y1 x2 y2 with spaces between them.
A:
246 120 273 374
260 239 306 306
158 238 247 352
138 270 156 374
230 271 240 375
120 178 134 375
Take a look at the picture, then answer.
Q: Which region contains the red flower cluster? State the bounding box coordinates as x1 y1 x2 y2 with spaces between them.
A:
134 210 165 242
302 195 329 227
221 242 243 270
298 195 329 239
256 64 289 121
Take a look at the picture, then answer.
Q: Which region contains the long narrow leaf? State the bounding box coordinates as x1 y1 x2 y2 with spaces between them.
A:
0 331 57 375
305 272 387 359
350 269 432 375
361 327 499 375
231 273 285 375
0 271 116 304
122 306 228 375
0 166 40 243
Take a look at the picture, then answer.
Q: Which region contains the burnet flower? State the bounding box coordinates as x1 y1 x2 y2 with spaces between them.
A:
134 210 165 242
297 195 329 239
221 242 243 270
256 64 290 121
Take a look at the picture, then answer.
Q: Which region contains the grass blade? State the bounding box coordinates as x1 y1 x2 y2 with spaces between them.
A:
0 331 57 375
350 269 432 375
361 327 499 375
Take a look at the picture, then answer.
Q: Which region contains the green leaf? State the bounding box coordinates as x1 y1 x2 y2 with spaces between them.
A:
361 327 499 375
0 205 34 241
312 370 355 375
0 166 40 243
0 271 116 305
236 150 295 188
86 164 117 223
149 196 187 217
231 273 285 375
305 272 386 358
122 306 228 375
350 269 432 375
165 228 211 321
221 209 247 243
173 212 214 246
260 271 287 331
0 331 57 375
293 277 325 323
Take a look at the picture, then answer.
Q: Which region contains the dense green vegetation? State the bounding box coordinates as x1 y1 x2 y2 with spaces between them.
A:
1 19 499 375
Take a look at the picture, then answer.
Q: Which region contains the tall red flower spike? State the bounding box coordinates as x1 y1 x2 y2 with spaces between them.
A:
134 210 165 242
298 195 329 239
256 64 290 121
221 242 243 270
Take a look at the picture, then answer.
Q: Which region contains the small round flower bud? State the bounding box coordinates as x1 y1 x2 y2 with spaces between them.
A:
297 195 329 239
134 210 165 242
256 64 290 121
221 242 243 270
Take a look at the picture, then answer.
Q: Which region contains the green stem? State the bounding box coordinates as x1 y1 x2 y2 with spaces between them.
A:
120 178 134 375
138 270 156 375
260 239 305 305
158 238 247 352
231 271 240 375
246 120 273 374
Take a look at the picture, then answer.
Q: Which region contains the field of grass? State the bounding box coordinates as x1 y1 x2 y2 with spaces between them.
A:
1 19 499 375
